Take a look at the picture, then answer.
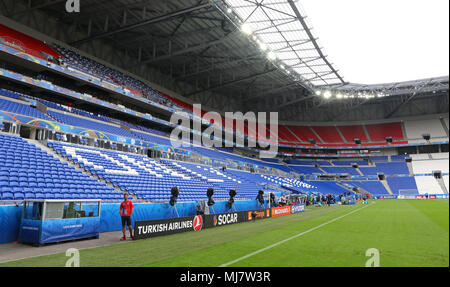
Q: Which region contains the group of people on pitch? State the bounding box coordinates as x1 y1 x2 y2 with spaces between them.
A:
305 194 335 207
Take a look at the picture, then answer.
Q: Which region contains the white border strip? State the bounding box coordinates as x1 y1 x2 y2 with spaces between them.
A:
219 203 373 267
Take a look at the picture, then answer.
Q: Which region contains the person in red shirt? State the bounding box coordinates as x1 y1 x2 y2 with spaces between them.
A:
120 193 134 241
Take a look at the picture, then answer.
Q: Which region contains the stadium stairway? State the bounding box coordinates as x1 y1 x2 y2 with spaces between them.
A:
336 127 348 143
317 166 328 174
380 179 394 195
158 160 243 200
436 177 449 194
362 125 372 142
406 160 414 175
38 140 128 197
285 126 303 143
24 139 65 164
440 118 450 137
335 182 361 194
355 167 364 176
44 109 59 123
400 122 408 144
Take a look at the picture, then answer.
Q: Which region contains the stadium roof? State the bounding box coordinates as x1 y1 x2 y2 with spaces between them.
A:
216 0 345 87
1 0 447 121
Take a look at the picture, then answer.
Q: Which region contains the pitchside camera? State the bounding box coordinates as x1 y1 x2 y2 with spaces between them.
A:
433 170 442 179
251 211 258 222
207 187 215 206
169 186 179 206
270 193 276 206
226 189 237 210
256 190 265 205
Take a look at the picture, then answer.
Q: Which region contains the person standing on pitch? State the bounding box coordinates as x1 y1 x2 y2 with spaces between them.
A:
120 193 134 241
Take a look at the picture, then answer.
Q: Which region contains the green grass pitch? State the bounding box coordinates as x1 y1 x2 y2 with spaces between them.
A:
1 199 448 267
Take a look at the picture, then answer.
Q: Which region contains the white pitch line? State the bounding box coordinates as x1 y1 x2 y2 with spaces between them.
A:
219 203 372 267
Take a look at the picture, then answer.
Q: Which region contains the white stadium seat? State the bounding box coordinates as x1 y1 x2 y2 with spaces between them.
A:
412 159 449 174
414 176 444 194
431 153 449 159
410 154 430 160
404 118 447 139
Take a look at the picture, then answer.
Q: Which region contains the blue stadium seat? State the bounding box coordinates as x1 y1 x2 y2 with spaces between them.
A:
2 192 14 200
13 192 24 200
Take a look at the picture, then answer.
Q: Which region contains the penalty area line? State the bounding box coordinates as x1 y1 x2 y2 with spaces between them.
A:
219 203 373 267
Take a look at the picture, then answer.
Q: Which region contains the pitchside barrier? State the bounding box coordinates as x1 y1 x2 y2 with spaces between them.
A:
370 194 449 199
134 205 303 240
398 194 449 199
0 199 264 244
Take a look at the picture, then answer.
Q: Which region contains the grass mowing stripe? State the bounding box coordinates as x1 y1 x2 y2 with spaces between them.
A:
219 203 373 267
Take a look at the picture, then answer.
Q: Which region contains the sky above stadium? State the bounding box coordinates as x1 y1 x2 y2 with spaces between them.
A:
299 0 449 85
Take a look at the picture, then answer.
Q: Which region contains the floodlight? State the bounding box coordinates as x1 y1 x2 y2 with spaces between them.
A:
259 42 268 51
323 91 332 99
226 8 233 14
267 51 277 60
336 93 343 99
241 23 253 35
315 90 322 96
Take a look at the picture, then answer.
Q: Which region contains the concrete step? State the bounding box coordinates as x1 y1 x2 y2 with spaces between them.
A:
406 161 414 176
436 177 449 194
355 168 364 176
24 139 64 163
29 140 125 194
335 182 354 192
380 180 394 195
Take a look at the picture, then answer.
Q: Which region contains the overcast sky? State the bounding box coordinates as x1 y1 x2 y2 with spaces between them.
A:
299 0 449 85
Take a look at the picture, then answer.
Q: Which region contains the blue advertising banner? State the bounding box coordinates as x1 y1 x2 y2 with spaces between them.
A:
40 217 100 244
290 204 305 214
0 110 191 156
18 219 41 244
0 43 178 114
